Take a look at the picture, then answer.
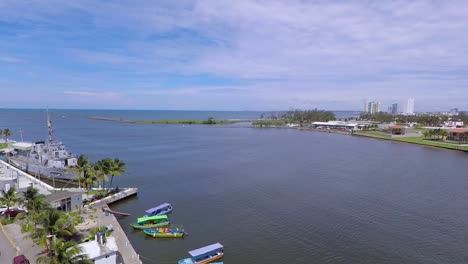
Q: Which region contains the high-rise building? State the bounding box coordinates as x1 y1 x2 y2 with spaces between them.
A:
405 98 414 115
364 100 380 114
391 103 398 115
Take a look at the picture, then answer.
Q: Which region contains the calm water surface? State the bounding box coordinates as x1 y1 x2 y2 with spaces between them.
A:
1 109 468 264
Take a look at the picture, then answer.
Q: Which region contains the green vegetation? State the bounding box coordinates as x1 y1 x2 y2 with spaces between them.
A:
454 112 468 124
90 116 240 125
352 130 391 139
353 131 468 151
137 118 237 125
67 154 127 192
360 112 449 126
0 143 7 149
254 109 336 127
281 109 336 123
395 137 468 151
0 186 20 213
16 187 91 263
36 238 91 264
0 128 12 143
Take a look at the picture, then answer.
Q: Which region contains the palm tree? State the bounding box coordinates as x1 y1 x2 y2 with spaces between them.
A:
36 238 91 264
423 130 430 139
0 186 19 211
29 209 77 249
440 130 449 141
3 128 11 143
68 155 92 189
22 188 49 212
94 159 112 190
108 158 126 190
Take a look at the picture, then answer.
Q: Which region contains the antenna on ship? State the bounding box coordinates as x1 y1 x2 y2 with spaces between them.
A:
19 128 23 142
47 108 54 141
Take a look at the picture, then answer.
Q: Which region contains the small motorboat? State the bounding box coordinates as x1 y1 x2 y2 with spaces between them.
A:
178 243 224 264
145 203 173 216
130 215 169 230
143 227 185 238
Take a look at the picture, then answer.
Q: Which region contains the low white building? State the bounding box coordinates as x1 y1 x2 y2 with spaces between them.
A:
78 234 120 264
312 121 359 130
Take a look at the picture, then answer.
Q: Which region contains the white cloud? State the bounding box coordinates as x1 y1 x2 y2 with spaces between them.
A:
2 0 468 110
0 56 24 63
64 91 121 100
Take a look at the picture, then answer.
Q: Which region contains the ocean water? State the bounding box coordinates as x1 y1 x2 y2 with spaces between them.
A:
2 109 468 264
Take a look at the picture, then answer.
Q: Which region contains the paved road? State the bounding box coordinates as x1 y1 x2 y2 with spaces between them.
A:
0 224 16 264
4 223 42 263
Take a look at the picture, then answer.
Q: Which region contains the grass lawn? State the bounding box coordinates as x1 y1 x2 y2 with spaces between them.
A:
352 131 392 139
0 143 7 149
353 131 468 151
394 137 468 151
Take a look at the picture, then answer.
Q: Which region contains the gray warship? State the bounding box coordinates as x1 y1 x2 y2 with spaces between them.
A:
8 111 78 180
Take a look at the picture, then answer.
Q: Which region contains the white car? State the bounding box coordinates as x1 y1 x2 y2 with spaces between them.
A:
0 205 8 213
0 205 27 213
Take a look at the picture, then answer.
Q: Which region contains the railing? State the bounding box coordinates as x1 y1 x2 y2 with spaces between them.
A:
0 159 55 191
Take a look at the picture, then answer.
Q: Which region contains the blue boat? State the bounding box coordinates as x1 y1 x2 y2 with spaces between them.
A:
145 203 172 216
178 243 224 264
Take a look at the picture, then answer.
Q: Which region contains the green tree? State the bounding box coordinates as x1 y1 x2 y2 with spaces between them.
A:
440 130 449 141
423 130 430 139
22 188 49 212
3 128 11 143
68 155 93 189
36 238 91 264
28 209 77 248
0 186 19 211
108 158 126 190
94 159 112 189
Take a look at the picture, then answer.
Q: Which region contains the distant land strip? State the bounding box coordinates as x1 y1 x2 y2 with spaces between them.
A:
88 116 249 125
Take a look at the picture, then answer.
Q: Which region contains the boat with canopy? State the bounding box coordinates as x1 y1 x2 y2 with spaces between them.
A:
130 215 169 229
143 227 185 238
178 243 224 264
145 203 173 216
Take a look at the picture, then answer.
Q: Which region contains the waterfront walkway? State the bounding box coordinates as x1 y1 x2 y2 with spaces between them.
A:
81 202 142 264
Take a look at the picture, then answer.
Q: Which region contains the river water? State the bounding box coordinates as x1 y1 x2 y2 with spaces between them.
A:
1 109 468 264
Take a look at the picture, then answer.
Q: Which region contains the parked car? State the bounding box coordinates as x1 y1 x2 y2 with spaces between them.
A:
0 205 8 213
1 208 26 218
13 255 30 264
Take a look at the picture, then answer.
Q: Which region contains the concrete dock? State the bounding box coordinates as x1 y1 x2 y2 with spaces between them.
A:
86 203 142 264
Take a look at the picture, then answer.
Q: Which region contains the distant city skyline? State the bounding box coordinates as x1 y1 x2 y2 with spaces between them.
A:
1 1 468 111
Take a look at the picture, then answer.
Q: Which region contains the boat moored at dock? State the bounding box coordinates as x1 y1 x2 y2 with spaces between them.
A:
145 203 172 216
130 215 170 229
178 243 224 264
143 227 185 238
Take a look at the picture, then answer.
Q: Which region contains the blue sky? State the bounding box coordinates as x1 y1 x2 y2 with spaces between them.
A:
1 0 468 111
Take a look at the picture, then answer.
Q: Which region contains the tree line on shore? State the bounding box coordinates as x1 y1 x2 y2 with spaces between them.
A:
255 109 336 126
359 112 451 126
68 155 126 191
422 129 449 141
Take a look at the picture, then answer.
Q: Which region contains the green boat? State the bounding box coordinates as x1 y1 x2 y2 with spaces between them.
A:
130 215 170 229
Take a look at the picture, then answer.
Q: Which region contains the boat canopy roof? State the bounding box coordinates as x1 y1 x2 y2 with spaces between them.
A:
145 203 171 214
189 243 223 258
12 142 33 151
137 215 168 223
